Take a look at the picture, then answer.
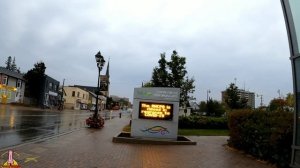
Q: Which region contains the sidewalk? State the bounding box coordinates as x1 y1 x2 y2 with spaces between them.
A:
0 116 275 168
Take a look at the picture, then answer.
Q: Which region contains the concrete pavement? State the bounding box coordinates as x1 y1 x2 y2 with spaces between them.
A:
0 116 275 168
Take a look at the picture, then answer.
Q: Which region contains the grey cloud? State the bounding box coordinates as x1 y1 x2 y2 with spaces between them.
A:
0 0 293 106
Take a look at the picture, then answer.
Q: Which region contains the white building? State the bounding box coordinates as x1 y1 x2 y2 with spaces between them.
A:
0 67 25 103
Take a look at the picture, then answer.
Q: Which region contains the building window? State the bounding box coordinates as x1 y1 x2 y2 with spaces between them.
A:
77 92 80 98
83 94 85 99
49 82 52 89
2 76 8 85
72 91 75 97
17 80 22 88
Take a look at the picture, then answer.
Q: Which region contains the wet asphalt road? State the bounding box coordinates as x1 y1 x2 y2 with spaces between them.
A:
0 105 123 149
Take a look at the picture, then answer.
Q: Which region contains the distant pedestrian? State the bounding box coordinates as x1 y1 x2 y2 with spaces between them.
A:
119 111 122 118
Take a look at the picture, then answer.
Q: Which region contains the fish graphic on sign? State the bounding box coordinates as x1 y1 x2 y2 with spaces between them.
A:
141 126 170 135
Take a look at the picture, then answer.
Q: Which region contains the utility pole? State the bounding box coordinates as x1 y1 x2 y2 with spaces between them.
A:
58 79 65 111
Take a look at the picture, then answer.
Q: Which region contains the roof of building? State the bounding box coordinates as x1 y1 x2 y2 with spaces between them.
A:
74 85 97 92
87 90 106 100
44 74 60 83
189 102 199 109
0 67 24 80
73 85 109 97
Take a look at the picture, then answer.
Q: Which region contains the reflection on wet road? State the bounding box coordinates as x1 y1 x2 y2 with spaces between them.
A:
0 105 92 149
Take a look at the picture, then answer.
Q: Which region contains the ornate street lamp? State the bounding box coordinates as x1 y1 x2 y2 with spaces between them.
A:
94 51 105 117
86 51 105 128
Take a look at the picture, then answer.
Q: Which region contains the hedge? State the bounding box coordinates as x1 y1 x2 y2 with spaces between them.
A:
178 115 228 129
228 110 293 168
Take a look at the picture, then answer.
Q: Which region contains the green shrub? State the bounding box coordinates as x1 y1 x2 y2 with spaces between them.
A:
178 115 228 129
228 110 293 168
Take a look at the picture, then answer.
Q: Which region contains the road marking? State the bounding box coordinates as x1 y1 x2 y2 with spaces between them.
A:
24 156 39 163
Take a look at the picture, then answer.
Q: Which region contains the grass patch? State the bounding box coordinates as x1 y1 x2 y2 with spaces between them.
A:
122 125 228 136
178 129 229 136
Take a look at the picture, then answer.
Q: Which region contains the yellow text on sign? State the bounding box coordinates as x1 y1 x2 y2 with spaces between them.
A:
140 102 172 119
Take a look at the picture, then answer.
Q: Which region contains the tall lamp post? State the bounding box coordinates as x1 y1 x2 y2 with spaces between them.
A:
86 51 105 128
94 51 106 119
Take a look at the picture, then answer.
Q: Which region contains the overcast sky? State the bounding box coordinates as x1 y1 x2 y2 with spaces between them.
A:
0 0 292 106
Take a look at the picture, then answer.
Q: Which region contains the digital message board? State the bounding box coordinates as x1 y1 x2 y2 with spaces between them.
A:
139 102 173 120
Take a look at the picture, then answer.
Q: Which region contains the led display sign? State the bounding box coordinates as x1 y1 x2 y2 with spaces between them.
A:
139 102 173 120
